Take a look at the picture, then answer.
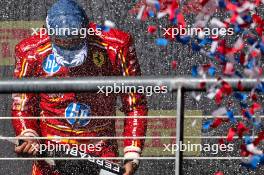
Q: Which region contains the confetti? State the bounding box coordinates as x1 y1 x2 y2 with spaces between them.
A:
171 60 177 70
104 20 115 28
191 91 201 101
241 155 263 169
214 171 224 175
226 110 236 123
208 66 216 76
212 107 227 117
223 62 235 76
131 0 264 170
192 66 199 77
155 38 168 46
211 118 222 128
246 144 263 155
227 128 236 142
203 120 213 130
237 122 249 138
148 25 158 33
192 119 197 127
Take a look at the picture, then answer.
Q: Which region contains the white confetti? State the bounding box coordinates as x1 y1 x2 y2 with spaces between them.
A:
212 107 227 117
192 120 197 127
210 41 218 53
246 144 263 155
210 18 226 28
104 20 115 28
137 5 145 20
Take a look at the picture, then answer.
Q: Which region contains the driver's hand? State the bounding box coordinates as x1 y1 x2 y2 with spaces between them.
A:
123 161 138 175
14 135 39 156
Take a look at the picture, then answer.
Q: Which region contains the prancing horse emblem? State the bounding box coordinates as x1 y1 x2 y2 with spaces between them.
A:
92 51 105 67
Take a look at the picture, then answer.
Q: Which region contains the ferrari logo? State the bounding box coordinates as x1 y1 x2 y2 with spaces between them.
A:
92 51 105 67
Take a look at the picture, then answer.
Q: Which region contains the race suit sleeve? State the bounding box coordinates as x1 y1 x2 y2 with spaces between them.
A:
119 35 148 163
11 45 40 137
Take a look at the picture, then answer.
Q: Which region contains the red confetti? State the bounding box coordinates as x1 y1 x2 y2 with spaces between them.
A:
251 93 258 101
148 25 158 34
240 52 246 65
177 13 186 27
226 2 238 11
199 0 210 6
218 138 225 145
168 1 179 21
221 81 233 95
227 128 236 142
214 171 224 175
252 14 262 25
240 144 251 157
249 102 261 115
171 60 177 70
253 130 264 146
215 89 223 105
237 81 244 91
256 67 263 76
223 62 235 76
211 118 223 128
237 122 249 138
198 82 206 89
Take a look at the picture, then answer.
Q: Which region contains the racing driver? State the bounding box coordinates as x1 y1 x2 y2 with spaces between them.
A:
11 0 148 174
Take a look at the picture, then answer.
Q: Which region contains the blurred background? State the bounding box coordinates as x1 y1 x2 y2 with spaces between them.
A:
0 0 264 174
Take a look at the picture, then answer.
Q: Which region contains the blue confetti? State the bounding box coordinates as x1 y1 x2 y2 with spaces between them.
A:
192 66 199 77
243 15 252 23
241 155 262 169
155 38 168 46
227 110 236 123
253 120 262 128
256 82 264 93
219 54 227 63
176 36 190 44
234 25 242 33
171 18 177 24
234 92 247 101
240 102 248 108
244 110 252 120
192 42 201 51
235 71 243 78
199 38 212 47
96 25 110 32
244 136 252 145
155 2 160 11
259 42 264 53
208 67 216 76
218 0 226 8
247 38 256 45
203 120 212 129
246 59 255 69
148 10 155 18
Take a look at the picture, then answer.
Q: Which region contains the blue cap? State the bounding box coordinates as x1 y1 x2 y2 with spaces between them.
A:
46 0 88 67
46 0 88 38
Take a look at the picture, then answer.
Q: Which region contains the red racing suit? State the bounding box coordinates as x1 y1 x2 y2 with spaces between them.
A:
11 23 148 175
